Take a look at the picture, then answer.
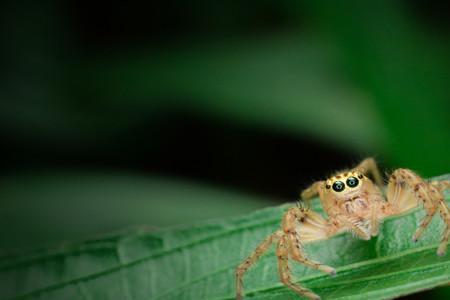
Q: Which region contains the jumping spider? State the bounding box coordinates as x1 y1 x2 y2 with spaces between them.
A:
236 158 450 300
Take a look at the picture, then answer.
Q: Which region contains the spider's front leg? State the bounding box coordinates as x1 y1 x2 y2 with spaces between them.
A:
235 230 283 300
300 181 324 202
277 207 337 300
386 168 450 255
277 235 321 300
353 157 383 187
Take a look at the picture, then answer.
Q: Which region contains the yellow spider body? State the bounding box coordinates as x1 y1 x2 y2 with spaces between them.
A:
236 158 450 300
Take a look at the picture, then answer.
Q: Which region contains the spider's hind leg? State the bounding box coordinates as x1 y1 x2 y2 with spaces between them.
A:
386 168 450 255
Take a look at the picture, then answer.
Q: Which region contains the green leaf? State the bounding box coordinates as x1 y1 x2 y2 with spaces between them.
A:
2 174 450 300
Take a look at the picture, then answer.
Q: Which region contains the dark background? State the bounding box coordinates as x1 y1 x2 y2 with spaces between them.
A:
1 1 450 298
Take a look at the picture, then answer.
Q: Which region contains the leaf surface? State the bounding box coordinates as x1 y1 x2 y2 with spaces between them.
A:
2 175 450 300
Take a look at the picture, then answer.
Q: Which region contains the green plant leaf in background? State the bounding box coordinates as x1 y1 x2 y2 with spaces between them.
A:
2 174 449 300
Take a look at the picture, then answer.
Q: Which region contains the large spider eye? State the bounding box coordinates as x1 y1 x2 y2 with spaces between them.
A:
346 176 359 187
332 181 345 192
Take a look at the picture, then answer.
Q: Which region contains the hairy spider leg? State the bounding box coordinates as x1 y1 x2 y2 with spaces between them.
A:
386 168 450 255
276 235 321 300
235 230 283 300
301 181 324 202
236 207 339 300
284 208 336 275
431 180 450 192
353 157 383 187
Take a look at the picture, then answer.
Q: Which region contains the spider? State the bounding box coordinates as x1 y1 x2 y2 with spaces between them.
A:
235 158 450 300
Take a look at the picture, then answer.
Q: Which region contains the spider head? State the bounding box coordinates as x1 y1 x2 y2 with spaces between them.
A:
324 171 367 197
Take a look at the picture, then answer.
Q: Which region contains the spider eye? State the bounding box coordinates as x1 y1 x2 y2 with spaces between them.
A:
332 181 345 192
346 176 359 187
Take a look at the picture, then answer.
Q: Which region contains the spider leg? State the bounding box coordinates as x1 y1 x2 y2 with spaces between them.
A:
386 168 450 255
300 181 324 201
235 230 283 300
353 157 383 187
370 201 381 236
276 207 338 299
287 230 336 275
276 235 321 300
437 200 450 255
431 180 450 192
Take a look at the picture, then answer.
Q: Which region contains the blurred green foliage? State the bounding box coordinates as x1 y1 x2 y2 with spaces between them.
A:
302 0 450 174
0 172 275 252
87 35 386 152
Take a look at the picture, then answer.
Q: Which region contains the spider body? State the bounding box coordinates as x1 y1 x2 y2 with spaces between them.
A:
236 158 450 300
